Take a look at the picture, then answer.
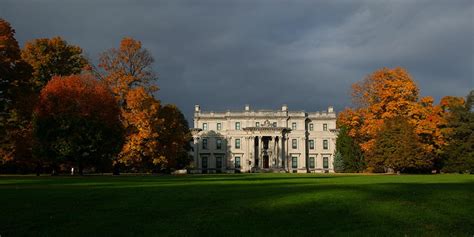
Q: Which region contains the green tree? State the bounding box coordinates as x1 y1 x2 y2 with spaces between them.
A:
371 117 430 173
333 151 344 173
21 36 88 92
335 126 364 172
442 90 474 173
157 104 192 172
34 74 123 175
0 19 34 169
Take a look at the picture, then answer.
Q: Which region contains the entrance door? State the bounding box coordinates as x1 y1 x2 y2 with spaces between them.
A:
263 155 269 168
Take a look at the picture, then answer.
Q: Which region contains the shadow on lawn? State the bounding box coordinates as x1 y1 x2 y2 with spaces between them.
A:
1 175 473 236
172 180 474 236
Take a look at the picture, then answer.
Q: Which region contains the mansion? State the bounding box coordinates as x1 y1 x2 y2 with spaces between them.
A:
190 104 337 173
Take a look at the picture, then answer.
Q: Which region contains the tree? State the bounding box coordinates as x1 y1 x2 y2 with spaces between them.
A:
339 67 445 172
0 19 34 170
21 36 88 92
441 91 474 173
157 104 192 172
333 151 344 173
34 74 123 175
334 126 365 172
97 37 157 105
118 87 161 170
371 117 429 173
97 37 161 172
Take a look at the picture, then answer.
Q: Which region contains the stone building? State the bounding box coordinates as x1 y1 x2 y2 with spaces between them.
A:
190 104 337 173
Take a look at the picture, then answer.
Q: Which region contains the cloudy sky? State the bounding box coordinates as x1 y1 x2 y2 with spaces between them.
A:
2 0 473 121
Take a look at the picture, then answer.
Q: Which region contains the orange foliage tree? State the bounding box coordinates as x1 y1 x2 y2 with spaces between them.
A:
338 67 447 172
97 37 162 171
34 74 123 175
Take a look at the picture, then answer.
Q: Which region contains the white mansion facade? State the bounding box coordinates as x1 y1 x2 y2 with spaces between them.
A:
190 104 337 173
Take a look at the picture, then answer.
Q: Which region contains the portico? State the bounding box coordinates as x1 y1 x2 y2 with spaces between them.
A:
243 120 290 171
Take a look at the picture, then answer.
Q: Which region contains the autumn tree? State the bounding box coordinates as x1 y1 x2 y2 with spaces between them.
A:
0 19 35 171
157 104 192 172
371 117 429 173
441 91 474 173
339 67 446 172
119 87 161 170
21 36 88 92
34 74 123 175
97 37 161 172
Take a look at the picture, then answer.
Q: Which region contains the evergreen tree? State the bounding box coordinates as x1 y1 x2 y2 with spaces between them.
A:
442 90 474 173
335 126 365 172
371 117 430 173
333 151 344 173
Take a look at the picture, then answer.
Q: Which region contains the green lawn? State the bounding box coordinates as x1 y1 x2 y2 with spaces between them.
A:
1 174 473 236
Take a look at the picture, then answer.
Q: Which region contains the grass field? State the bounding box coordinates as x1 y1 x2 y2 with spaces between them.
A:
1 174 473 236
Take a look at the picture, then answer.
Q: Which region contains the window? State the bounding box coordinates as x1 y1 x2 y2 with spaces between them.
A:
256 122 260 127
273 122 277 127
235 139 241 149
323 123 328 131
309 157 315 168
292 122 297 130
309 140 315 149
216 157 222 169
203 123 208 130
235 122 241 130
323 157 329 169
216 139 222 150
217 123 221 130
309 123 314 131
202 139 208 149
202 156 208 169
323 139 328 150
292 157 298 169
292 139 297 149
235 156 241 168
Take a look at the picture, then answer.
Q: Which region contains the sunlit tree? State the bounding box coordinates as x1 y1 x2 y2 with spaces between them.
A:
34 74 123 175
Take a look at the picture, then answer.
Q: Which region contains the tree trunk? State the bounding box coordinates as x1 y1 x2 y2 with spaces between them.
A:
35 161 41 176
78 161 84 176
113 163 120 175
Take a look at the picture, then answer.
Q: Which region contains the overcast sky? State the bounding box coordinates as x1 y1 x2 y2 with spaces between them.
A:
2 0 473 122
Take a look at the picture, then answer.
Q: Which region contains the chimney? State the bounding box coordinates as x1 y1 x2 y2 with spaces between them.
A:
195 104 201 113
245 104 250 111
281 104 288 112
328 106 334 113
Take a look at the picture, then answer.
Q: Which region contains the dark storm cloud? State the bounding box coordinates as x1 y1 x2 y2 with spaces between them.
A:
1 0 473 122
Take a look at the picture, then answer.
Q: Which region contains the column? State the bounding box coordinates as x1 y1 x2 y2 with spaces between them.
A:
246 136 252 172
193 137 199 170
277 136 282 168
227 137 232 168
301 137 306 171
256 136 260 168
259 136 264 168
272 136 277 168
283 135 290 172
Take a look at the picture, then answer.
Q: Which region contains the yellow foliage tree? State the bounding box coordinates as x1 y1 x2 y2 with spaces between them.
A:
97 37 162 171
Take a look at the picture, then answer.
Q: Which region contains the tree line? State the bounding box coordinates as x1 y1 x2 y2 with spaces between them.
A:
0 19 191 175
334 67 473 173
